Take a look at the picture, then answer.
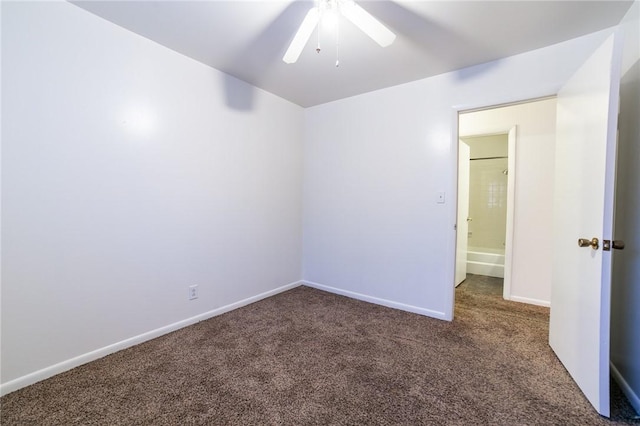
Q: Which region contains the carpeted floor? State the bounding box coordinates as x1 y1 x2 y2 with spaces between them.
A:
458 273 504 297
1 278 639 425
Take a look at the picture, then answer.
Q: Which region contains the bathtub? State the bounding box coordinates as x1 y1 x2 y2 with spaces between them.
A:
467 249 505 278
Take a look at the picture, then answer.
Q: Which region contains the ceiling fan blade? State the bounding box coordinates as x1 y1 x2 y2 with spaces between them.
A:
340 1 395 47
283 7 320 64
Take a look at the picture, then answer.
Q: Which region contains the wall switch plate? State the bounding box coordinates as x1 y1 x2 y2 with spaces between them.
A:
188 285 198 300
437 191 446 204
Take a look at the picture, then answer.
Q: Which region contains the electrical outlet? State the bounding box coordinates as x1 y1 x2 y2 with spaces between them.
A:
188 285 198 300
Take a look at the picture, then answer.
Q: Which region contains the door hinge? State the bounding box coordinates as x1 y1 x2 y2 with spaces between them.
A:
603 240 625 251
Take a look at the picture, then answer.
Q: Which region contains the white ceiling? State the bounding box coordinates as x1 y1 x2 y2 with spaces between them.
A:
72 0 633 107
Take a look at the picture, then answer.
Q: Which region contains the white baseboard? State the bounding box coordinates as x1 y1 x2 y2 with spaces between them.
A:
0 280 303 397
611 361 640 415
508 295 550 307
302 280 447 320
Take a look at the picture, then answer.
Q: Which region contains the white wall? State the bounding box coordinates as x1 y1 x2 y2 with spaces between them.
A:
1 2 303 391
611 0 640 413
460 99 557 306
303 29 613 320
461 134 508 159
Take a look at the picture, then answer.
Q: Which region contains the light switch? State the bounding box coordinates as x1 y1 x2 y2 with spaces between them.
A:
437 191 446 204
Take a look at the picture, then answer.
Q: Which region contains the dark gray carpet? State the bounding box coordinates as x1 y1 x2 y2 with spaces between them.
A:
1 280 638 425
459 273 503 297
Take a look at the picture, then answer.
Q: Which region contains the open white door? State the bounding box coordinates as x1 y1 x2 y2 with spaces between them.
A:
455 141 470 286
549 32 623 417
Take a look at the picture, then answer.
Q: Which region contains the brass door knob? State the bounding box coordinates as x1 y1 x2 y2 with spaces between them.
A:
578 237 599 250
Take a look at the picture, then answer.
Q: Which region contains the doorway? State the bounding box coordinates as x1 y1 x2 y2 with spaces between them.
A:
458 133 515 294
454 97 557 307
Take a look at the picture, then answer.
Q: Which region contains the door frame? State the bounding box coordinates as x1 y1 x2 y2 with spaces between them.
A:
447 96 554 320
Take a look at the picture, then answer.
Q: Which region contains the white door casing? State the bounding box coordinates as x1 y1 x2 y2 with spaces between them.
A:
456 141 470 287
549 32 623 417
503 126 516 300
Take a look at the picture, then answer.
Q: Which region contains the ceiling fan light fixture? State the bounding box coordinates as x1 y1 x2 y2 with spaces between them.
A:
283 0 395 64
321 7 339 32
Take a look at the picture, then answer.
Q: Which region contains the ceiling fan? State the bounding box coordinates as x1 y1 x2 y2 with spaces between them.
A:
283 0 396 64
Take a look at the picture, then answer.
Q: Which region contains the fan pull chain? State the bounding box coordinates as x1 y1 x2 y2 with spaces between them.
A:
316 2 322 53
335 15 340 67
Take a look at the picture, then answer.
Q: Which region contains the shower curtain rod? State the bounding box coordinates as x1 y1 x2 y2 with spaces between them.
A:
470 156 508 161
